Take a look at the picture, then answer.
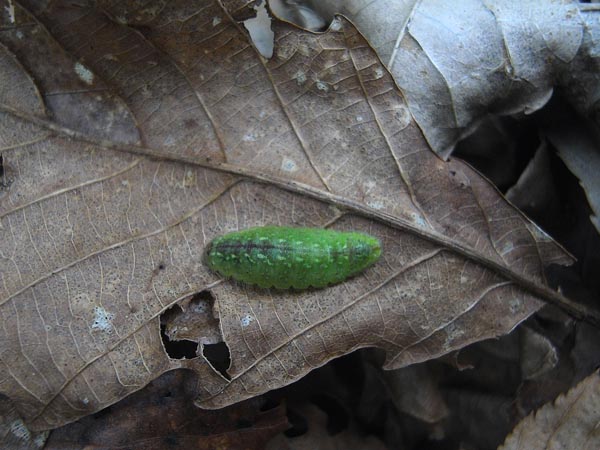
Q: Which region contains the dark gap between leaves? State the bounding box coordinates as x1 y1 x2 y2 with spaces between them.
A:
92 405 112 420
284 407 308 438
310 394 349 435
260 396 281 412
236 419 253 429
163 435 179 447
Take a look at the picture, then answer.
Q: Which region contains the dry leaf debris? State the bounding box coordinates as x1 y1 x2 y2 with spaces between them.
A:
0 0 585 436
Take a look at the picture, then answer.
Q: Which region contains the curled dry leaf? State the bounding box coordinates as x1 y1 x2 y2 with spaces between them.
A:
519 326 558 381
0 0 578 431
499 370 600 450
391 0 595 157
293 0 598 158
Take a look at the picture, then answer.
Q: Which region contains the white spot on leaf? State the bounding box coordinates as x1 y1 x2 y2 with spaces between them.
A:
509 298 522 313
367 200 384 210
316 80 329 92
294 70 307 85
74 62 94 85
411 212 428 228
92 306 114 333
241 314 254 327
243 132 257 142
281 158 297 172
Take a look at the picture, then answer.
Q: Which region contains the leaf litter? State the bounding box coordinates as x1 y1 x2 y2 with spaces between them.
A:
0 1 598 449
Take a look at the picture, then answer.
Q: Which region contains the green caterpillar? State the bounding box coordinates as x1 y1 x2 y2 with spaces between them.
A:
204 226 381 289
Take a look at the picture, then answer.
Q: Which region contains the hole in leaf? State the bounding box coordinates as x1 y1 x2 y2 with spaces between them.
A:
191 289 215 304
243 1 274 58
161 327 198 359
160 305 198 359
160 290 225 366
202 342 231 380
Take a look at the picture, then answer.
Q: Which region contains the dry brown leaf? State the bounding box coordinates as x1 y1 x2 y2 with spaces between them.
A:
274 1 599 160
0 0 579 431
44 370 288 450
519 326 558 381
499 370 600 450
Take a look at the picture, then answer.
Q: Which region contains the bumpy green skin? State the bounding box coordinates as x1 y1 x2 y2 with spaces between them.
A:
204 226 381 289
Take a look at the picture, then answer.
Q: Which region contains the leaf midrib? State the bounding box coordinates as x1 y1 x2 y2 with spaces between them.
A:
0 104 590 328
